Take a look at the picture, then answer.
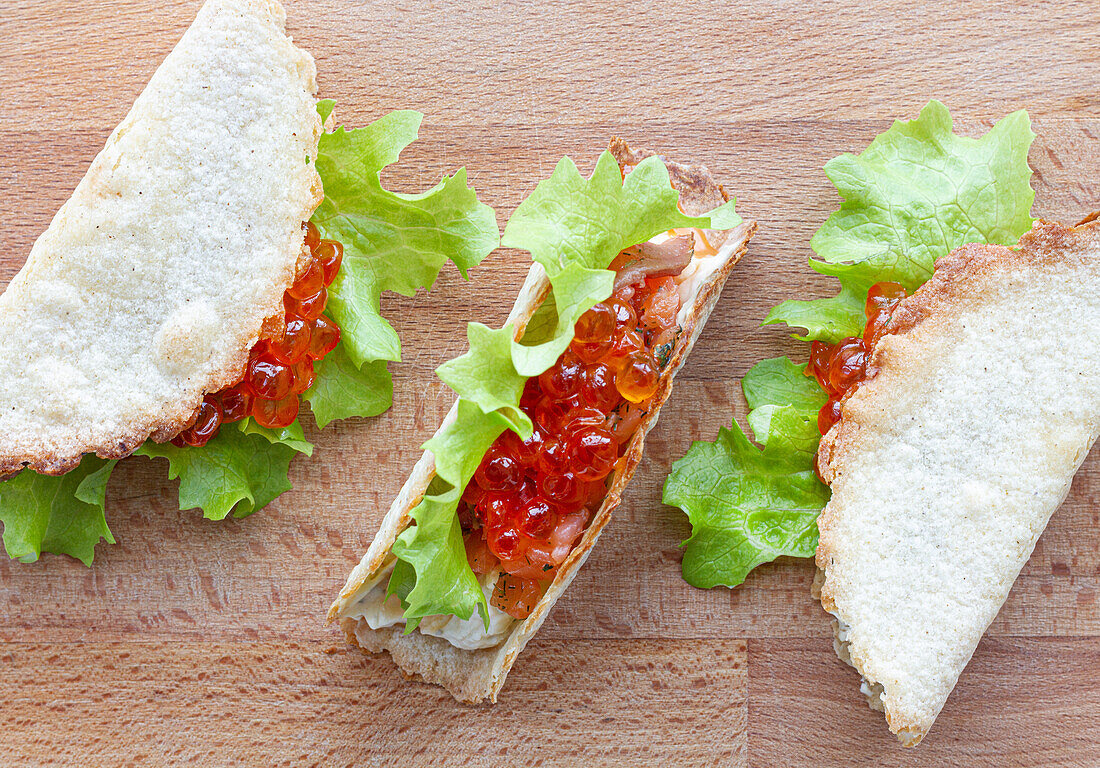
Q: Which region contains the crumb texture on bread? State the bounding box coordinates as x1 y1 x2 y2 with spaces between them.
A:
815 220 1100 745
0 0 321 474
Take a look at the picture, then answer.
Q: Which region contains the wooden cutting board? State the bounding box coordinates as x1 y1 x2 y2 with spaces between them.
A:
1 1 1098 765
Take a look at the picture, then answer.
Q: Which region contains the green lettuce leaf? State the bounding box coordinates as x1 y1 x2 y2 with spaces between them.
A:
666 364 828 588
304 108 499 422
666 100 1036 589
305 346 392 429
389 400 514 628
390 150 740 626
235 416 314 457
741 355 828 414
0 456 117 565
136 420 311 521
764 255 914 343
504 152 740 375
665 358 826 588
0 418 311 564
766 100 1035 343
435 323 532 435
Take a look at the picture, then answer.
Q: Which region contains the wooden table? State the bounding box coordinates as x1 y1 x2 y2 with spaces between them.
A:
2 1 1098 765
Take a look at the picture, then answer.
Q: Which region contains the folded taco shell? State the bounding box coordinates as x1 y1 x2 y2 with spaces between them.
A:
330 140 757 702
0 0 321 475
815 218 1100 745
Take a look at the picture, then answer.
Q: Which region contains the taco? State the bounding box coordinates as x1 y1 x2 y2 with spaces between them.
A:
331 139 757 701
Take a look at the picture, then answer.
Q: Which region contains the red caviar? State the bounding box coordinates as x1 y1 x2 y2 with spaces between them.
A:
172 222 343 447
806 281 907 436
469 272 684 620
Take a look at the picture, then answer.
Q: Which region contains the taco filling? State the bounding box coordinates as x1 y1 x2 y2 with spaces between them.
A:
172 223 344 445
345 223 725 648
804 280 909 477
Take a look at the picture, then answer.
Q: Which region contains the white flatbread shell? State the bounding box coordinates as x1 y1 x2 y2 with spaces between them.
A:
330 141 757 702
815 219 1100 745
0 0 322 475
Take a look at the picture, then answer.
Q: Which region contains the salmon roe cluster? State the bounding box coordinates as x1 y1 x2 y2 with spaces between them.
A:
460 274 683 620
806 281 907 436
172 222 343 447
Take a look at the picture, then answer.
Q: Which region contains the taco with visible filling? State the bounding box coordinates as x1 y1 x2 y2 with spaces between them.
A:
330 140 757 702
814 217 1100 745
0 0 497 564
662 101 1093 745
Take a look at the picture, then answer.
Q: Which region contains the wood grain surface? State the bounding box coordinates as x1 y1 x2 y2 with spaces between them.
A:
2 1 1099 765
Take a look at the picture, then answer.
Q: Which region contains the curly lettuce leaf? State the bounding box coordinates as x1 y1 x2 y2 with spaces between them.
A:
667 100 1036 589
504 152 740 375
389 400 514 628
436 323 532 435
136 420 310 521
306 346 392 429
304 108 499 423
664 358 827 588
236 416 314 457
0 417 312 564
0 457 117 565
766 100 1035 342
390 151 739 626
763 255 911 343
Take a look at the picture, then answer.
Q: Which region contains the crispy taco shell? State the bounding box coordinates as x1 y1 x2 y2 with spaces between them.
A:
0 0 321 475
815 218 1100 745
330 140 757 702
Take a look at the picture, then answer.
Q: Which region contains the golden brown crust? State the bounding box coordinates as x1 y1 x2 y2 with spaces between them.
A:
330 140 757 701
607 136 731 242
